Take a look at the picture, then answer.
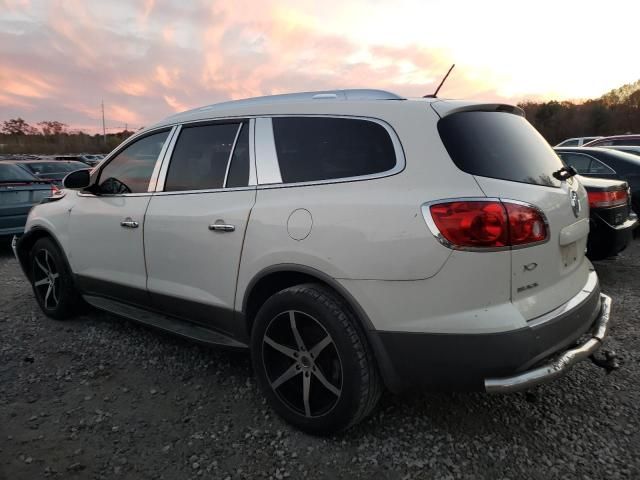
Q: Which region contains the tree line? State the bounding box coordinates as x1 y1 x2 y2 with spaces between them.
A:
0 118 135 155
519 80 640 145
2 80 639 154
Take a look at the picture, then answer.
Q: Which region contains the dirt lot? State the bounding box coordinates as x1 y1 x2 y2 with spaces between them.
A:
1 240 639 480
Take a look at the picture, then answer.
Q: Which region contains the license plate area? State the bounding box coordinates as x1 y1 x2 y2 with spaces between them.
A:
1 191 30 204
561 241 578 268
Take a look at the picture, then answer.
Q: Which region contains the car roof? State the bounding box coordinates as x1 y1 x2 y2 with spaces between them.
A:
147 89 522 131
555 146 640 165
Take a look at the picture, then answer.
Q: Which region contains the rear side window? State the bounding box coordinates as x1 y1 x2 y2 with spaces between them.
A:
558 152 592 173
225 122 250 188
165 123 241 191
613 138 640 146
272 117 396 183
438 111 565 187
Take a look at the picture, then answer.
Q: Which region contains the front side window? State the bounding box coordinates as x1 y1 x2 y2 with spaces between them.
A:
98 130 170 194
164 123 242 191
272 117 397 183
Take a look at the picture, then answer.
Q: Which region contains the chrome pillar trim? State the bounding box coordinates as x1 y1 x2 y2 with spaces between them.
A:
248 118 257 186
154 124 182 192
147 125 178 192
254 117 282 185
484 294 611 394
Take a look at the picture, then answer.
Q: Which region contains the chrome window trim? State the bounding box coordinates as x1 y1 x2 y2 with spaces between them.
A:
420 197 550 252
248 118 257 186
254 117 282 184
78 127 173 198
154 124 182 192
223 123 244 188
148 126 178 192
255 114 405 189
150 185 256 197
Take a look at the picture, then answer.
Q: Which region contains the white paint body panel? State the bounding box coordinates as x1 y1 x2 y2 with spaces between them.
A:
144 189 256 311
67 194 151 289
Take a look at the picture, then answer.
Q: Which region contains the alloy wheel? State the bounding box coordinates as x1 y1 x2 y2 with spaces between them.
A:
33 249 60 310
262 310 343 418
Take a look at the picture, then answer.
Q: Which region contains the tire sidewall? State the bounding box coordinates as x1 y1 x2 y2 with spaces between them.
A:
251 285 369 434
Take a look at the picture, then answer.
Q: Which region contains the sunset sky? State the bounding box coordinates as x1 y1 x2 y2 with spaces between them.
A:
1 0 639 133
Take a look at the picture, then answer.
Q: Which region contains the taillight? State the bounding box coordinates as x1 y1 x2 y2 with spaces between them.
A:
587 189 627 208
50 184 62 196
426 200 548 249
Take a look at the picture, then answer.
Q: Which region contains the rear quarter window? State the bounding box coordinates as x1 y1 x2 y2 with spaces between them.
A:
438 111 565 187
272 117 397 183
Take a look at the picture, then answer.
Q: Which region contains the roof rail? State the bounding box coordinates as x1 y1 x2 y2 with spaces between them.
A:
184 89 405 114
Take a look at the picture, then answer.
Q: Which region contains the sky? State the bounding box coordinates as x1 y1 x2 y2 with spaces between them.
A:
1 0 639 133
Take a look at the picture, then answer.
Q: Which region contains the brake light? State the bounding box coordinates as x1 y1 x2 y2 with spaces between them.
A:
587 189 627 208
50 184 62 196
427 200 548 249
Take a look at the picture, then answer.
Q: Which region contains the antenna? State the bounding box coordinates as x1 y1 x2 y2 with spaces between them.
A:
101 99 106 144
424 64 455 98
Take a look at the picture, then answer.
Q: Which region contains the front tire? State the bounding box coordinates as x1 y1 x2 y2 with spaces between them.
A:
251 283 381 435
30 237 82 320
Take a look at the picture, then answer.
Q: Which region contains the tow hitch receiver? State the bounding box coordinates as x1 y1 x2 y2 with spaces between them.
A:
590 349 620 373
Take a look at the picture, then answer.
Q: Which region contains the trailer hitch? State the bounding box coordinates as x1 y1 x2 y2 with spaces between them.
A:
589 349 620 374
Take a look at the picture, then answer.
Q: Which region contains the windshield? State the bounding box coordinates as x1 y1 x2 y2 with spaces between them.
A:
438 111 565 187
0 163 39 183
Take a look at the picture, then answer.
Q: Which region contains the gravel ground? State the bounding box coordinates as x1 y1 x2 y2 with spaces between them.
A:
1 240 639 480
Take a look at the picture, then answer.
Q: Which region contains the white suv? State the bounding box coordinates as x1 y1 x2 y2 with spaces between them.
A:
13 89 612 434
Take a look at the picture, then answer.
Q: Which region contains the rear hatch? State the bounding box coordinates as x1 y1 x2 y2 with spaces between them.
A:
435 104 591 321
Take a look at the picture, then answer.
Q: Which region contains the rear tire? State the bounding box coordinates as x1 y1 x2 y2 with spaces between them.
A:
251 283 382 435
29 237 82 320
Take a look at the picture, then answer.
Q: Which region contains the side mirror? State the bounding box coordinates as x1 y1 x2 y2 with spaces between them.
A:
63 169 92 190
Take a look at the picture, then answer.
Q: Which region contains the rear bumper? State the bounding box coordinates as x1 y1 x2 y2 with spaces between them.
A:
371 270 608 392
588 213 638 257
485 293 611 393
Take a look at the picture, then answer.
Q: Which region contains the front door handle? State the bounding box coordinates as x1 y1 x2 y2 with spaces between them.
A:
209 222 235 232
120 218 139 228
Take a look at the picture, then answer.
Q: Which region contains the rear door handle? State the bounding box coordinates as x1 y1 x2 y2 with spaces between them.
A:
209 223 235 232
120 218 139 228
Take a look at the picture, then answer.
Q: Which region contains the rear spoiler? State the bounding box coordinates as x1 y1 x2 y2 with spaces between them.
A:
430 100 525 119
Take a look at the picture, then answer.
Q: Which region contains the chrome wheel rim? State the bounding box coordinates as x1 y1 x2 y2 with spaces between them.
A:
262 310 343 418
33 249 60 310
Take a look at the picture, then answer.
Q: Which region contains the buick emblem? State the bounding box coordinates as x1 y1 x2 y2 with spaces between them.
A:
570 191 581 218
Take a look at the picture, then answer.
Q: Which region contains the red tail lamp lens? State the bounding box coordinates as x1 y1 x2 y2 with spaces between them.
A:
587 189 627 208
428 200 548 249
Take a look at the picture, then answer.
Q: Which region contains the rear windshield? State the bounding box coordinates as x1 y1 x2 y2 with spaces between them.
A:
438 111 564 187
0 163 38 182
26 162 88 174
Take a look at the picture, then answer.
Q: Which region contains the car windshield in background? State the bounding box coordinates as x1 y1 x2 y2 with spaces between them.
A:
0 163 39 183
438 111 565 187
25 162 88 174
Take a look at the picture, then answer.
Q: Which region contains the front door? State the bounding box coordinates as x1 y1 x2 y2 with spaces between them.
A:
144 120 256 337
68 129 173 304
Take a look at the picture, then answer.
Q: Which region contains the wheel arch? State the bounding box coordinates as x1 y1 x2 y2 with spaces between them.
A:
241 264 401 392
16 227 73 282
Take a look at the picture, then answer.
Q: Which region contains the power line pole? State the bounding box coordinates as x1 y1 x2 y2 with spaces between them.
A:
101 99 106 144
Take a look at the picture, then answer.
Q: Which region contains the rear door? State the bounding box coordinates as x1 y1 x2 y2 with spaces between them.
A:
144 120 256 338
437 109 590 320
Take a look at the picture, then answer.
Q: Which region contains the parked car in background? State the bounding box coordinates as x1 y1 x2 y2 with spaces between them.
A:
7 160 90 186
78 154 105 167
583 135 640 147
576 175 637 259
0 163 57 239
13 90 613 434
555 136 602 147
601 145 640 157
555 147 640 216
